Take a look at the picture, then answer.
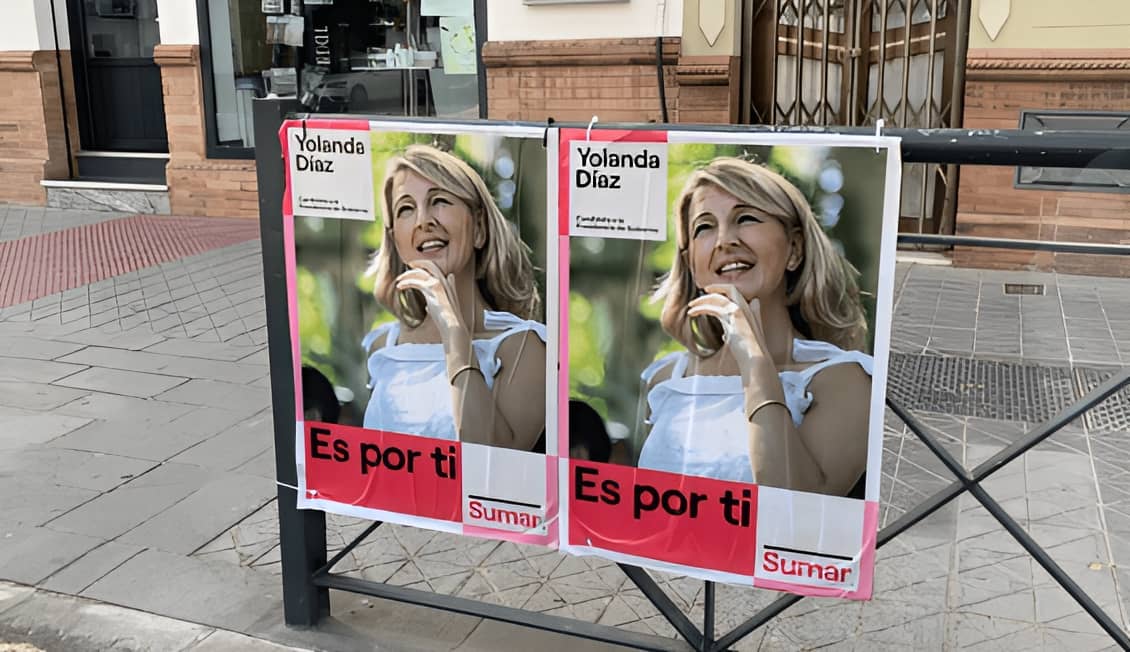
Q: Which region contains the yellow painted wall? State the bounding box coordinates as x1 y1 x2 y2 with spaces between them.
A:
681 0 742 56
971 0 1130 49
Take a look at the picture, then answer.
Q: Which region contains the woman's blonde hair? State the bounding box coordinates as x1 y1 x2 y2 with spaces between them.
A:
369 144 540 325
654 156 868 354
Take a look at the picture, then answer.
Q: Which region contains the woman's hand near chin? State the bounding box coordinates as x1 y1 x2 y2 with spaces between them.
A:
394 259 474 373
686 283 772 377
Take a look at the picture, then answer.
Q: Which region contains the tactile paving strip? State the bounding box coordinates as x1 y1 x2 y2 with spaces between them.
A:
1075 368 1130 434
0 215 260 308
887 352 1080 423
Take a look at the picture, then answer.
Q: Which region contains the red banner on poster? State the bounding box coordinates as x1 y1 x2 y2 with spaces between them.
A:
568 460 757 575
304 421 463 522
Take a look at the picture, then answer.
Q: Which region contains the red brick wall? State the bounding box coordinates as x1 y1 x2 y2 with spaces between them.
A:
482 38 739 125
0 51 75 205
155 45 258 219
955 52 1130 276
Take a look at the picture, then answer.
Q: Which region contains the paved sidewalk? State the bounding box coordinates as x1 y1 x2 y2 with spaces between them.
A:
1 204 1128 651
0 582 303 652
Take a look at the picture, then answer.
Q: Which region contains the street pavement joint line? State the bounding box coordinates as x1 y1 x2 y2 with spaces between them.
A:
187 492 278 558
175 630 215 652
113 478 224 543
46 441 171 465
40 461 171 527
36 539 117 588
50 373 193 401
0 582 36 618
73 547 150 596
41 364 93 387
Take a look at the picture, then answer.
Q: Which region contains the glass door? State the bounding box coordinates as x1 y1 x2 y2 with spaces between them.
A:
70 0 169 152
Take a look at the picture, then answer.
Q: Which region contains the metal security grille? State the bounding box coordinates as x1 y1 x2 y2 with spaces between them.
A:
740 0 970 235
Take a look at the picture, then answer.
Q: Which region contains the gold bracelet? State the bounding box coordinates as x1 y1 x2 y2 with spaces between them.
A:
747 399 788 422
449 364 483 385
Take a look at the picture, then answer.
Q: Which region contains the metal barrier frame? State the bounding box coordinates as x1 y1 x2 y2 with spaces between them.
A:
254 105 1130 651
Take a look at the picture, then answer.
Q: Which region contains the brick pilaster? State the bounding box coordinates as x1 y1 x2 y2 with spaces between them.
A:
154 44 258 219
0 51 75 205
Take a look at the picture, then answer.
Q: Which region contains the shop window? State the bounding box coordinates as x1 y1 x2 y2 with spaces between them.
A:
199 0 485 159
1015 111 1130 193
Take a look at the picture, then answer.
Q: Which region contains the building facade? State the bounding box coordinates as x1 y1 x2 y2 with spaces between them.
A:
953 0 1130 274
0 0 1126 274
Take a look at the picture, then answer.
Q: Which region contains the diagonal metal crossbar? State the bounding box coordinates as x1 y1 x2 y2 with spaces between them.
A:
254 106 1130 652
304 366 1130 652
712 368 1130 652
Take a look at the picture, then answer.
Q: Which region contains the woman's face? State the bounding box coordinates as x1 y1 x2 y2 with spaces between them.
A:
390 169 481 278
686 182 800 304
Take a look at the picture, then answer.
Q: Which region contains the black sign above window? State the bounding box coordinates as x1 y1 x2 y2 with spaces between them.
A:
1016 111 1130 194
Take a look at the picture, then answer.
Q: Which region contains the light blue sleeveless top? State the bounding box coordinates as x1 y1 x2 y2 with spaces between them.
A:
361 311 547 440
637 339 873 484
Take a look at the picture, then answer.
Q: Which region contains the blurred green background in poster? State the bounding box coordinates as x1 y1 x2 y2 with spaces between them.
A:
568 143 889 462
293 130 547 426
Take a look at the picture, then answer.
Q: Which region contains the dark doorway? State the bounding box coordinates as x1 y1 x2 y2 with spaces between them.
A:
68 0 168 153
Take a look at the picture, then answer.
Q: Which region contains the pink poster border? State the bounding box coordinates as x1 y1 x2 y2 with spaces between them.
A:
556 126 885 600
280 118 558 547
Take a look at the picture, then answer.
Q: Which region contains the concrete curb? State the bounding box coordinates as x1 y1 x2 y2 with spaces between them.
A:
0 582 307 652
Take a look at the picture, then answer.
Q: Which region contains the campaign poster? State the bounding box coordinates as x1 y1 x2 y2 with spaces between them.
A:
556 127 902 598
281 119 557 546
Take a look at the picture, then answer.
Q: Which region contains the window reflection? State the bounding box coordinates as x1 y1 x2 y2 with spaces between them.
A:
204 0 481 154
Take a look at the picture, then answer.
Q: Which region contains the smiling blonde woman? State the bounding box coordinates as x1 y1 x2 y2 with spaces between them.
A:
362 144 546 452
638 156 873 497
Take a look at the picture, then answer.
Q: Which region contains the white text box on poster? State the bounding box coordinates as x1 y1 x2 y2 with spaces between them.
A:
286 127 374 221
568 140 668 241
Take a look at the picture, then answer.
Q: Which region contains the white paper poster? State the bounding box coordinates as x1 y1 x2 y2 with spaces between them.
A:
280 119 558 549
285 126 374 221
439 16 477 75
557 126 903 600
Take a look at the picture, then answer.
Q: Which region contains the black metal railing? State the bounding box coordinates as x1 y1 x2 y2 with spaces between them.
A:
255 106 1130 651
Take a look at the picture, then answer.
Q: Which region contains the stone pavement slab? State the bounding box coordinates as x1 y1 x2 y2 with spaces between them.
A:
53 367 188 399
0 446 155 493
170 411 274 472
58 346 268 385
156 378 270 417
48 418 214 462
0 528 106 586
0 357 87 384
0 335 85 361
39 541 146 596
46 463 216 540
0 205 125 242
0 581 307 652
117 472 276 555
0 479 99 530
143 337 265 362
53 392 196 426
50 326 167 352
0 381 88 412
0 412 91 449
80 549 282 633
